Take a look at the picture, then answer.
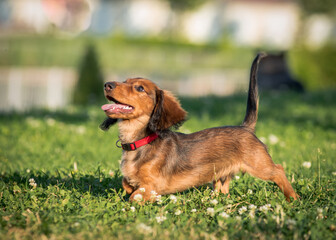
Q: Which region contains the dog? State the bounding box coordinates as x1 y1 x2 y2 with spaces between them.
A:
100 53 298 202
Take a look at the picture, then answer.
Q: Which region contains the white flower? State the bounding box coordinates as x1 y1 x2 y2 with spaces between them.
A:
175 210 182 215
169 195 177 203
302 161 311 169
155 195 162 204
150 190 157 196
207 208 215 216
130 206 135 212
219 212 229 218
26 169 30 173
29 178 37 188
259 204 271 212
191 209 197 213
155 216 167 223
247 189 253 194
238 206 247 215
139 188 146 193
210 199 218 205
137 223 152 234
133 194 143 202
235 176 240 180
121 208 125 212
269 134 279 145
317 208 323 219
249 204 257 210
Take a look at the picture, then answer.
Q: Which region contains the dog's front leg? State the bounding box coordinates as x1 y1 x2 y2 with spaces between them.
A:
122 177 135 195
129 186 156 203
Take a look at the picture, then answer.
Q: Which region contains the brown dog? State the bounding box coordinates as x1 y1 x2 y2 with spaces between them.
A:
100 53 298 202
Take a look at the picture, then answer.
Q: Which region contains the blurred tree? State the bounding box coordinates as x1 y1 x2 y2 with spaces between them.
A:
298 0 336 15
73 44 105 105
163 0 208 12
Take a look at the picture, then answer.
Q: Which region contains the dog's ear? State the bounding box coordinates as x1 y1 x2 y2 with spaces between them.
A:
99 117 118 131
148 90 187 132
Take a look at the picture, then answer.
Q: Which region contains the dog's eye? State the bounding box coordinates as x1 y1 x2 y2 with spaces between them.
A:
135 85 145 92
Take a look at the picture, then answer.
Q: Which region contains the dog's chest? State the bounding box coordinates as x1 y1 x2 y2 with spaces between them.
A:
120 152 140 187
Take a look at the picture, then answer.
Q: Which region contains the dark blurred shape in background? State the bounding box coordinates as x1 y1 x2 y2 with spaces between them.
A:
0 0 335 111
258 52 304 92
73 44 104 105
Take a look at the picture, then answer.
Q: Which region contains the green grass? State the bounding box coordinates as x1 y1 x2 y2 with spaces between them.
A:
1 91 336 239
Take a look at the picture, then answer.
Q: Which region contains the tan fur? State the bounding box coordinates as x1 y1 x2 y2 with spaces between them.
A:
103 77 299 202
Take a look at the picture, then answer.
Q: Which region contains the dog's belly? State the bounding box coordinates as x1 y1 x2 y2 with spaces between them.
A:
158 162 240 194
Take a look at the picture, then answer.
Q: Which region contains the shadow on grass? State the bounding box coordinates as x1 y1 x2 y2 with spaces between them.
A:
0 169 125 198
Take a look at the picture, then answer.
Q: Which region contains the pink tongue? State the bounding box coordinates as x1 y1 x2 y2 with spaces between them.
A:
101 103 133 113
101 104 116 111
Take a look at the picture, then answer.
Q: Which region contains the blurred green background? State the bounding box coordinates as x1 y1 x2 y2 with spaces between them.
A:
0 0 335 111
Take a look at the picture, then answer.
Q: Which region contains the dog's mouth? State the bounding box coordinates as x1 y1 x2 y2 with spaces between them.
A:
101 96 134 114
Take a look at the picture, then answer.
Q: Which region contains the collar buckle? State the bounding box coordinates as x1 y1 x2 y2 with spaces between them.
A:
122 142 137 151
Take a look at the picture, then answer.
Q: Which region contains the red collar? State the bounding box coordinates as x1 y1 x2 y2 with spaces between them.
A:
116 133 159 151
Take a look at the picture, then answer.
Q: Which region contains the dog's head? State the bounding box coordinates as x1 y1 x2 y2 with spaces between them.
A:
100 78 187 134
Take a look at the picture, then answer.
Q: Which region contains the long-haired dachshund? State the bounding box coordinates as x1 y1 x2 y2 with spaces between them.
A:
100 53 298 202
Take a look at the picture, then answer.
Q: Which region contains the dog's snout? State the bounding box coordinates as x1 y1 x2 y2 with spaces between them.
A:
104 82 116 92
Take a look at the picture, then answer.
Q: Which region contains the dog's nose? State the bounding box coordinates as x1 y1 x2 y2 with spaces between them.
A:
104 82 116 92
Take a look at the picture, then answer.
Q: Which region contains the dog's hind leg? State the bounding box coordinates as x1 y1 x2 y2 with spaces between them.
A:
213 176 231 196
242 156 298 202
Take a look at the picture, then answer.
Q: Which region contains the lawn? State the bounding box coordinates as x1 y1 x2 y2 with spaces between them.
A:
0 90 335 239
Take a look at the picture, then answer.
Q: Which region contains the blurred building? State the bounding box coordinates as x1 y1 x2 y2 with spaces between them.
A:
0 0 334 47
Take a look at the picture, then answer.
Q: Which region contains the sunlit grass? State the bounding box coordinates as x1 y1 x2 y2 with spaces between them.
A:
0 91 335 239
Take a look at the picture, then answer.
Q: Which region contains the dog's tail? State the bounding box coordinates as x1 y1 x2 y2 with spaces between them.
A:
242 53 266 132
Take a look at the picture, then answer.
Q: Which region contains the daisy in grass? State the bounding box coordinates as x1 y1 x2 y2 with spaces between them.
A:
155 216 167 223
259 204 272 213
175 210 182 215
29 178 37 188
302 161 311 169
169 195 177 203
238 206 247 215
207 208 215 216
133 194 143 202
269 134 279 145
219 212 229 218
